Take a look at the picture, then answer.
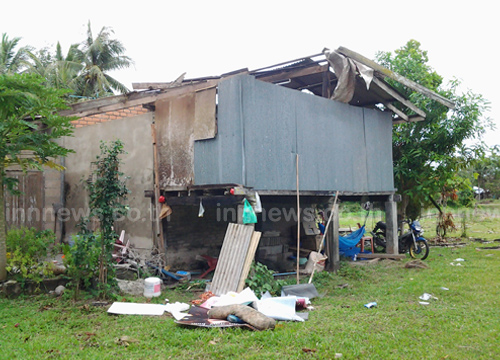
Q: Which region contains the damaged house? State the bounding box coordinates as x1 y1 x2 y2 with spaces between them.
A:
7 47 454 272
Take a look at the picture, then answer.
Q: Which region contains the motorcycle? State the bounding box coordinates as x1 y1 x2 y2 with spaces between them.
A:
371 219 430 260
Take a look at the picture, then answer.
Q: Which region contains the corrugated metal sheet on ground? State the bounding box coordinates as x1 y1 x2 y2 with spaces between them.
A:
210 223 261 296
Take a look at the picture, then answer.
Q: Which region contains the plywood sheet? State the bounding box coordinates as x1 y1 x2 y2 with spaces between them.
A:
194 88 217 140
156 94 195 188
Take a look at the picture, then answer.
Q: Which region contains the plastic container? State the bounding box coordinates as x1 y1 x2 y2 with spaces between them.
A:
143 277 162 298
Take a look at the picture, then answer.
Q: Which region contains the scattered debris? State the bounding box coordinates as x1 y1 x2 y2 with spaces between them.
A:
302 348 317 353
54 285 65 296
419 302 430 305
164 302 190 320
115 336 139 347
405 260 428 269
364 302 377 308
440 287 449 291
191 291 215 305
281 283 319 299
337 283 349 289
454 258 465 262
208 304 276 330
419 293 438 301
335 353 343 359
107 302 166 316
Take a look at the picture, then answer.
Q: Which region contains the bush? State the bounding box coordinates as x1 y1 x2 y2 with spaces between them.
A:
5 227 58 283
62 232 101 298
245 262 285 297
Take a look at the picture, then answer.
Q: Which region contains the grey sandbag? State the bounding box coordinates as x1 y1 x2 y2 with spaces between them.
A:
208 304 275 330
281 283 319 299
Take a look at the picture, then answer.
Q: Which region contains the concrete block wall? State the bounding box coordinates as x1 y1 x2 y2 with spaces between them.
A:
164 203 238 269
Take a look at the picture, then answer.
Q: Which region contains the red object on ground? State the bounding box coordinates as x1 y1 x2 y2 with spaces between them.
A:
199 255 218 278
159 195 165 203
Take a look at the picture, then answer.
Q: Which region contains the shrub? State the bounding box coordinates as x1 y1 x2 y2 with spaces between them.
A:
5 227 58 283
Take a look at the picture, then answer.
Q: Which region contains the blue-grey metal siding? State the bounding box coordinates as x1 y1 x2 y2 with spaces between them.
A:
194 75 394 192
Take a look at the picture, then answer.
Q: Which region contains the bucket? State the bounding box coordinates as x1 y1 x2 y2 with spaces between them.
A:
143 277 162 298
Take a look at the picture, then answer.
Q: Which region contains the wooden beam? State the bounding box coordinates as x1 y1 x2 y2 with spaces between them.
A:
133 72 186 90
372 77 427 118
151 123 165 261
384 102 408 122
393 115 426 124
61 80 220 118
337 46 456 109
357 253 406 260
256 64 329 84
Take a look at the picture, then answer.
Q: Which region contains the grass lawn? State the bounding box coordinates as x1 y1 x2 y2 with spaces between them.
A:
1 204 500 359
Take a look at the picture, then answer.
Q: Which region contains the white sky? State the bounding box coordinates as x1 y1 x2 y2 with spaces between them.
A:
3 0 499 147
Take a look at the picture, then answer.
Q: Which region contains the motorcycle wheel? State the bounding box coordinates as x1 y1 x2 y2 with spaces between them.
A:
409 239 429 260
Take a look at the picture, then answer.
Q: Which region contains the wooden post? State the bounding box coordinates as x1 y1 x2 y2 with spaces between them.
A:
151 123 166 261
332 201 340 272
296 154 300 285
385 195 399 255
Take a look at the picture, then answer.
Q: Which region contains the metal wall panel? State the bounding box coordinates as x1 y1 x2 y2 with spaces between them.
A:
194 75 394 192
364 107 394 191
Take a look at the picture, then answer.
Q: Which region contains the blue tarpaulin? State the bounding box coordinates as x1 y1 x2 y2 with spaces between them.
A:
339 226 366 259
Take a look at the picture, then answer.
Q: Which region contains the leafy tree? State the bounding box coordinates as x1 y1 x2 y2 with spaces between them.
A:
25 43 82 93
0 73 74 281
73 22 133 98
86 140 129 298
466 146 500 198
376 40 490 219
0 33 32 74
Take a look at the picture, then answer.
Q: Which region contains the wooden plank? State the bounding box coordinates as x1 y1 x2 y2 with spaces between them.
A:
4 171 44 231
61 80 220 118
151 123 165 259
384 102 408 122
372 77 427 118
132 72 186 90
237 231 262 292
256 64 329 84
357 253 406 260
337 46 456 109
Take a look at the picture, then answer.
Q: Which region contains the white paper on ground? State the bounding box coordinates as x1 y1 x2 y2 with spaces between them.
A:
164 302 190 320
253 296 304 322
419 293 438 301
419 301 430 305
212 287 259 307
107 302 166 316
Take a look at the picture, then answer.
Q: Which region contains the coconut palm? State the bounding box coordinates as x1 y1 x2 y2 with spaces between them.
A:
0 33 32 74
73 22 133 98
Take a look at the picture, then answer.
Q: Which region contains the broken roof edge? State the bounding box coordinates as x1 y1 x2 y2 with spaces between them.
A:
336 46 456 110
61 46 454 119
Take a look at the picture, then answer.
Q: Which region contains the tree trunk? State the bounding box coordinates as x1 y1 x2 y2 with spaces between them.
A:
0 167 7 281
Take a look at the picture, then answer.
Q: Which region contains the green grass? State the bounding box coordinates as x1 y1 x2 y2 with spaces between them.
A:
1 204 500 359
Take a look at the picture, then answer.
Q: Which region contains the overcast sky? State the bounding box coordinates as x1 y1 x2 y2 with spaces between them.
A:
3 0 499 147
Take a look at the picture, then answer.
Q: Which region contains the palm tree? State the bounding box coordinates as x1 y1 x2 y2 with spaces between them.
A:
74 22 133 98
0 33 32 74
